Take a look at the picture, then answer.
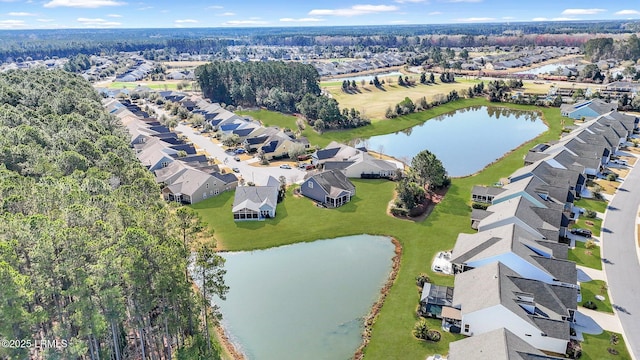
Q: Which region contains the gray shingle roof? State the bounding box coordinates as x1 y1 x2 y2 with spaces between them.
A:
449 328 564 360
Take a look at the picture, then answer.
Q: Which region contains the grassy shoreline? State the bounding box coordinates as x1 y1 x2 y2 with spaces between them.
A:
195 99 569 359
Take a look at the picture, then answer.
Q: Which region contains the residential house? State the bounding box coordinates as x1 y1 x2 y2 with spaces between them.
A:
472 195 567 241
448 328 565 360
418 283 454 319
260 132 296 160
449 262 576 355
162 168 238 204
232 177 280 220
313 141 401 178
451 223 577 291
560 99 615 120
301 169 356 208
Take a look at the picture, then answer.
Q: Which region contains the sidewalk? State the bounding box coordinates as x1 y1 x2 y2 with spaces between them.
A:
577 265 606 282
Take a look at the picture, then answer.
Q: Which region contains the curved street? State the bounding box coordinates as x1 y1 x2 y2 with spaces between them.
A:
602 153 640 360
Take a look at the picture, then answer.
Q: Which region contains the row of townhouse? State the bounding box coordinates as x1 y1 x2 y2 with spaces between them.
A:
104 98 238 205
167 94 313 161
423 105 638 359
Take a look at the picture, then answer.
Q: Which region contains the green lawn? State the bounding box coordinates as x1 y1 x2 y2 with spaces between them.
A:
569 241 602 270
106 81 194 90
580 280 613 313
581 331 631 360
573 216 603 237
574 198 609 214
192 99 573 360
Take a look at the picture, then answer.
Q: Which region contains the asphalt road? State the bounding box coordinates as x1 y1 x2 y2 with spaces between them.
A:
602 159 640 360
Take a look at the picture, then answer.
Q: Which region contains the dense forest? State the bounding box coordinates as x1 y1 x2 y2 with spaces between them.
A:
583 34 640 62
1 20 639 61
0 69 226 359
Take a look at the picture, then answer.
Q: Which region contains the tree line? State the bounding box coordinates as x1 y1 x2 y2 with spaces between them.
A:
0 68 226 359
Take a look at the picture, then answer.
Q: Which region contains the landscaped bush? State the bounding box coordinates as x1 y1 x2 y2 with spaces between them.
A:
472 202 489 210
390 207 408 217
416 273 431 288
585 209 597 218
567 340 583 359
408 204 427 217
585 240 596 249
610 333 619 345
583 301 598 310
426 330 441 342
608 348 619 355
413 320 429 340
607 173 618 181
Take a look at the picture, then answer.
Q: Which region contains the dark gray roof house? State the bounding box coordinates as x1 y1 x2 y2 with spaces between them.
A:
449 327 565 360
301 169 356 208
451 262 576 354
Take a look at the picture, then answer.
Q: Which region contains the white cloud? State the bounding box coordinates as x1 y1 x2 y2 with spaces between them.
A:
447 0 482 3
76 17 121 26
44 0 125 8
394 0 425 3
8 12 37 16
615 10 640 16
223 19 268 25
502 16 515 20
428 11 442 15
138 6 153 10
280 17 324 22
174 19 198 23
107 13 122 17
552 17 578 21
218 12 235 16
532 17 547 21
561 8 605 15
0 19 26 28
309 4 398 16
207 5 223 9
37 18 54 22
455 17 495 22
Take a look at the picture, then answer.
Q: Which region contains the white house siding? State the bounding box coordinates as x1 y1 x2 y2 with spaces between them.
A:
461 305 568 354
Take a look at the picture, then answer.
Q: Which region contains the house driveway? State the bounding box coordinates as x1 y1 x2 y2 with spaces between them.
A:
601 151 640 360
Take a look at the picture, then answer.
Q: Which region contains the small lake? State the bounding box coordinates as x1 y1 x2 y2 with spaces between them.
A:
211 235 395 360
515 63 577 75
325 71 403 83
358 106 547 177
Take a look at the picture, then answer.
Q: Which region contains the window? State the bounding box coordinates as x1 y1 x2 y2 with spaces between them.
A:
308 181 313 189
464 324 470 333
206 183 209 189
214 189 219 195
161 161 169 168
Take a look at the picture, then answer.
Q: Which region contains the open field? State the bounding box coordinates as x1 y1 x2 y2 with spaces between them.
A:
193 99 572 359
569 241 602 270
581 331 631 360
325 80 482 119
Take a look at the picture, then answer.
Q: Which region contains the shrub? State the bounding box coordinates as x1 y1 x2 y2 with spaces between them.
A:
390 207 408 217
416 273 431 288
610 333 619 345
426 330 442 342
607 348 619 355
409 204 427 217
413 320 429 340
585 209 597 218
583 301 598 310
585 240 596 249
607 173 617 181
567 340 582 359
472 202 489 210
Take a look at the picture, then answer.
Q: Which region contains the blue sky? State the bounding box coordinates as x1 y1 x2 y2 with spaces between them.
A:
0 0 639 29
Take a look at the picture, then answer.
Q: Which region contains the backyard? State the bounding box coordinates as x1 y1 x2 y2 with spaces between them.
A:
193 99 573 359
